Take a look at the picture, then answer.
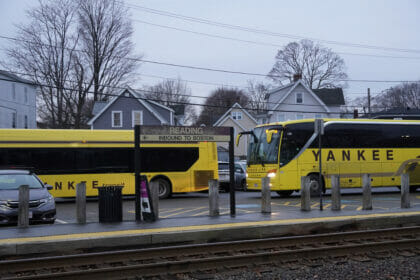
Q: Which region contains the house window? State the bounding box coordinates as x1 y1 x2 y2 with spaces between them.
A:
132 111 143 127
12 83 16 100
232 111 242 120
24 115 28 129
296 92 303 104
112 111 123 127
296 114 304 120
12 112 16 128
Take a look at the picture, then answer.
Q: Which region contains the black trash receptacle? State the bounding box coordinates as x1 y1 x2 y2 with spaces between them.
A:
98 185 123 223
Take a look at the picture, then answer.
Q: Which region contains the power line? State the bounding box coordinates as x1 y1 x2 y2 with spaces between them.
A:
0 75 395 112
126 3 420 54
134 19 420 60
1 34 419 83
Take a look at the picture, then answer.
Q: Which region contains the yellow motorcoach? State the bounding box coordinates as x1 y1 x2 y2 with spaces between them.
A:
0 129 218 198
238 119 420 197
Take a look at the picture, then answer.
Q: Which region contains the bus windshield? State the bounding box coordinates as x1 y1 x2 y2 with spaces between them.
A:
247 126 281 165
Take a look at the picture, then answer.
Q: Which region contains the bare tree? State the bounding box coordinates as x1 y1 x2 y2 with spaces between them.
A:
77 0 140 101
268 39 348 89
374 82 420 109
246 80 272 113
143 78 197 125
7 0 78 128
195 88 249 126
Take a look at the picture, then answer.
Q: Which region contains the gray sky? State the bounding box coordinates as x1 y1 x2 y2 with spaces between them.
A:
1 0 419 109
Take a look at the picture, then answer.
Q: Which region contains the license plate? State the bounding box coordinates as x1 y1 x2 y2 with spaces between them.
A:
29 211 33 219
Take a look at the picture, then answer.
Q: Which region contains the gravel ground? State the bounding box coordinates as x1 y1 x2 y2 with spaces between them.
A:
178 255 420 280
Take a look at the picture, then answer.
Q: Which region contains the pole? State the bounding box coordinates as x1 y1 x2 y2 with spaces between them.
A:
135 125 142 221
367 88 371 118
229 127 236 216
317 121 323 211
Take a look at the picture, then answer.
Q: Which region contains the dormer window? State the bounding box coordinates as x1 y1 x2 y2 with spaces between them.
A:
296 92 303 104
232 111 242 120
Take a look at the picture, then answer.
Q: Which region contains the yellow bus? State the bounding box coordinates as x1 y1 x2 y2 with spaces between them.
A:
0 129 218 198
239 119 420 197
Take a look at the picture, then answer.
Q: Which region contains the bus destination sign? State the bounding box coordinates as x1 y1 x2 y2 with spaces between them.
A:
139 126 231 142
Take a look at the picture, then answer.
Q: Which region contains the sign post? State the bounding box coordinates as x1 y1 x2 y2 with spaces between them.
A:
134 125 141 221
134 126 235 218
315 119 324 211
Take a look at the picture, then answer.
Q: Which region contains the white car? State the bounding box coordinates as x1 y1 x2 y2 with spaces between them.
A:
218 161 247 191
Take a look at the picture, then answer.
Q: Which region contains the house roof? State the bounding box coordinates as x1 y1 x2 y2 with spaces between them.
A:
312 88 345 105
87 88 173 125
92 101 108 116
213 102 257 127
0 70 37 86
369 107 420 119
269 80 330 113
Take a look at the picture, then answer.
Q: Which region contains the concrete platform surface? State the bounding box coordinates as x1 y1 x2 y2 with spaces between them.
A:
1 208 420 257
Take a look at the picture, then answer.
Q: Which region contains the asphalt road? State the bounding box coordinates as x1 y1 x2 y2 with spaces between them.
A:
53 187 420 224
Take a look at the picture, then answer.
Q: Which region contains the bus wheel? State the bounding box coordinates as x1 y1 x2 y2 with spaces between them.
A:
308 174 323 197
153 178 171 199
276 190 293 197
410 186 418 193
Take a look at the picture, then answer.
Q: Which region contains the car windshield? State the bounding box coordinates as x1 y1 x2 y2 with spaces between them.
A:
0 174 44 190
247 125 282 165
218 163 229 170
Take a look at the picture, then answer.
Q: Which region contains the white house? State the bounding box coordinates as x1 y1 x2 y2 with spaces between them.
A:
261 76 345 124
213 102 258 159
0 70 37 129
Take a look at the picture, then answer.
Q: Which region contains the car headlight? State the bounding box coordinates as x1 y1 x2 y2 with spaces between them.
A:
40 196 54 204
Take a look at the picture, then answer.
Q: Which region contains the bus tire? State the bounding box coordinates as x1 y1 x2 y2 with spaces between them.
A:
410 185 418 192
152 177 172 199
308 174 324 197
276 190 293 197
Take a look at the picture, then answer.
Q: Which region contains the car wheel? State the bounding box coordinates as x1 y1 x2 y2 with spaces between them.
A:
276 190 293 197
153 178 171 199
241 180 247 191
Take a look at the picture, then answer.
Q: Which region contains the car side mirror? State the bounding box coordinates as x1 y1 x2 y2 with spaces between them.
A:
45 184 53 190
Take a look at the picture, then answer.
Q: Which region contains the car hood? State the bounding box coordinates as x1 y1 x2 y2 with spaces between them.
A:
0 188 50 201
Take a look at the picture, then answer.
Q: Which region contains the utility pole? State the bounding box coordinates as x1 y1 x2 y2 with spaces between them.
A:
367 88 371 118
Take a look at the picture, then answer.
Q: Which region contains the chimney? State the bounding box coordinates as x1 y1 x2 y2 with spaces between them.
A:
293 73 302 82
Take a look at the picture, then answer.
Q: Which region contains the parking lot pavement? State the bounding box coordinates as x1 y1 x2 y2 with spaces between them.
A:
48 187 420 224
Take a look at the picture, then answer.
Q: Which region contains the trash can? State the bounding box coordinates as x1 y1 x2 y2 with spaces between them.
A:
97 185 123 223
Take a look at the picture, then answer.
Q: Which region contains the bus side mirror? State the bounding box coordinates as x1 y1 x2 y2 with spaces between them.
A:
266 129 278 144
236 134 241 146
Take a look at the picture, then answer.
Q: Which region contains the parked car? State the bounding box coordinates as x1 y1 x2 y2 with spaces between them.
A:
0 169 56 225
218 161 247 191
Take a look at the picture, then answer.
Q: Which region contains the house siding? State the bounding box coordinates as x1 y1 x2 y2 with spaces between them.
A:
267 83 341 122
217 118 249 158
0 74 37 129
92 94 162 129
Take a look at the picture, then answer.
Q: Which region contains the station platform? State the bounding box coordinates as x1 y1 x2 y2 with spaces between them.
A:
1 205 420 257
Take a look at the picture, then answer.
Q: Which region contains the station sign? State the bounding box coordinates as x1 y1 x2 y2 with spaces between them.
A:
139 126 231 142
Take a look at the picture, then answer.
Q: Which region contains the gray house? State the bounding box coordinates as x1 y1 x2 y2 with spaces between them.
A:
261 76 345 124
0 70 37 129
88 88 175 129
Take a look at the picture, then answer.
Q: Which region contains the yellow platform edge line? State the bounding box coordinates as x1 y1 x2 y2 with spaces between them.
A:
2 211 420 245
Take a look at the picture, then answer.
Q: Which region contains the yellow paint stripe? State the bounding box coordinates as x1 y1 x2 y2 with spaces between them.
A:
324 203 331 209
191 210 209 217
311 203 320 208
2 211 420 245
161 207 206 218
283 202 290 206
341 204 348 209
357 206 363 211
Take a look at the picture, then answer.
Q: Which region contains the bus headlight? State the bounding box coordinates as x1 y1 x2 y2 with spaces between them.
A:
267 169 277 178
246 172 248 178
